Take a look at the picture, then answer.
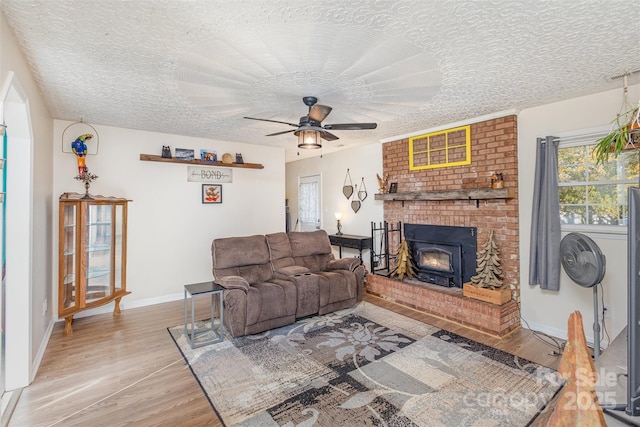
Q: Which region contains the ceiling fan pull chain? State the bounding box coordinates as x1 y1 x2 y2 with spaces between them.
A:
343 169 354 199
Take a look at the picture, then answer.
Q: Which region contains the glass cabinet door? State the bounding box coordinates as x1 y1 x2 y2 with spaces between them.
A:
114 204 123 293
61 204 77 311
85 204 112 303
59 193 129 336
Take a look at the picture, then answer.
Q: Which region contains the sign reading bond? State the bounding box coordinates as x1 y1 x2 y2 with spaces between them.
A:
187 166 233 183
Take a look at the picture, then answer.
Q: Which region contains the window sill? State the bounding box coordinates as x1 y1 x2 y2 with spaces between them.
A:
561 224 628 239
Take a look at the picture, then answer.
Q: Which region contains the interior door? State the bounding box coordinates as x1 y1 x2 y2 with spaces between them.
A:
298 174 321 232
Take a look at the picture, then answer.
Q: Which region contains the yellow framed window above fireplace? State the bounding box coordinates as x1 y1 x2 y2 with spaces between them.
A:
409 125 471 170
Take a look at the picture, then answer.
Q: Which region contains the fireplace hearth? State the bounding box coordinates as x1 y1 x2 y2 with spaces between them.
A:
404 224 477 288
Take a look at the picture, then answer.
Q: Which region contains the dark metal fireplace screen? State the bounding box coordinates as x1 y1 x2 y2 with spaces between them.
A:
404 224 477 288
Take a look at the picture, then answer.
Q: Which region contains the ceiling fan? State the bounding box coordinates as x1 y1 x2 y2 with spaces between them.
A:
244 96 377 149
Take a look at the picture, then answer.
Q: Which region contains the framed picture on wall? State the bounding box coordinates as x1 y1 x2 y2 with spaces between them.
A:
202 184 222 204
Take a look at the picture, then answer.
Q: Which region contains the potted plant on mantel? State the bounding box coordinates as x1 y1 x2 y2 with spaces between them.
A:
592 105 640 164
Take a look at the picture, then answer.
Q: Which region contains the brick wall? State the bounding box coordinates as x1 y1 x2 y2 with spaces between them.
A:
376 115 521 329
367 274 521 337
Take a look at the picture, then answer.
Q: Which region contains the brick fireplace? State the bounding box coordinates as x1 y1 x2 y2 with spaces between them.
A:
368 115 521 337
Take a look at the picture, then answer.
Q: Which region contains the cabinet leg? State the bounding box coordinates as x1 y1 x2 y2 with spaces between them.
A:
64 316 73 336
113 297 122 316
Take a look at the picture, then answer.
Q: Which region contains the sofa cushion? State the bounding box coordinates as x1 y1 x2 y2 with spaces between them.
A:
288 230 334 271
266 232 296 269
212 235 273 285
316 270 356 307
287 230 332 256
212 235 269 268
247 279 297 325
277 265 310 276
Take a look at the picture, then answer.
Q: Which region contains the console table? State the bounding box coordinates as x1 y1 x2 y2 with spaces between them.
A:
328 234 372 262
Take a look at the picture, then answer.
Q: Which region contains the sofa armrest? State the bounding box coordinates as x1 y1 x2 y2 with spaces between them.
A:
215 275 250 292
327 258 361 272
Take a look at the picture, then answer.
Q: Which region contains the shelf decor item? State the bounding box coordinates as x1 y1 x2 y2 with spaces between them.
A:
200 149 217 162
58 192 131 336
61 120 99 155
175 148 195 160
161 145 172 158
376 173 389 194
73 168 99 198
593 71 640 164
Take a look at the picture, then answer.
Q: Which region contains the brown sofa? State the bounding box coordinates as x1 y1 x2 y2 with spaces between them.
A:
211 230 365 337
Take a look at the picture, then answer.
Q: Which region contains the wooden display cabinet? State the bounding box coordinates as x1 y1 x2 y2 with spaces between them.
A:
58 192 131 335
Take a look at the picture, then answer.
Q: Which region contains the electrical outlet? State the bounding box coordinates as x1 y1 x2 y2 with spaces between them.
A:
42 299 47 316
603 306 611 319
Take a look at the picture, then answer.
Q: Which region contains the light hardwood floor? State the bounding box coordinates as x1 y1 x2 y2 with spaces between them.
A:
8 293 562 427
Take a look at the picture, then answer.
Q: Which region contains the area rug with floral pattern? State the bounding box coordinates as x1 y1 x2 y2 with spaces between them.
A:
168 302 562 427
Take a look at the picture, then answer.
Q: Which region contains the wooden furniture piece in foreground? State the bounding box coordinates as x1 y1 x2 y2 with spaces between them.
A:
328 233 372 263
58 192 131 336
547 311 606 426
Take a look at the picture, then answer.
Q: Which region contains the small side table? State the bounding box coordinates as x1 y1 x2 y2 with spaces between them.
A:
184 281 224 349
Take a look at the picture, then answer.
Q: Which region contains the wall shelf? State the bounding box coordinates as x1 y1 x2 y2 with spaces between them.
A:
139 154 264 169
374 188 516 202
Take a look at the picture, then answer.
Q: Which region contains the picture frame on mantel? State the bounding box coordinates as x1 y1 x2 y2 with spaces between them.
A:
389 182 398 193
202 184 222 204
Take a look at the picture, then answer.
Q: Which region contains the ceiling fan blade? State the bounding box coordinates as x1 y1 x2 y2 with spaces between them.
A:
309 104 332 122
324 123 377 130
265 129 297 137
320 130 339 141
244 116 299 127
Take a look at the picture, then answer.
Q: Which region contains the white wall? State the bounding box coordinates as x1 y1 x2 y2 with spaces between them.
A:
286 143 384 270
53 121 285 309
1 10 54 387
518 83 640 344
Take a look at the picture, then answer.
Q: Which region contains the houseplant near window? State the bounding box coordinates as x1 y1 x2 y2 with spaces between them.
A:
592 105 640 164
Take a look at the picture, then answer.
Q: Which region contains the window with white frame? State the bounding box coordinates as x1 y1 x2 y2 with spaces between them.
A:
558 132 639 228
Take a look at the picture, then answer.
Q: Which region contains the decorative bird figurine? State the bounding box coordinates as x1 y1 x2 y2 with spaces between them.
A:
376 173 389 194
71 133 93 177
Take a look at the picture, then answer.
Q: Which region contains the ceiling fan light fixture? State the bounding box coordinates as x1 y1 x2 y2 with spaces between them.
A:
296 129 322 149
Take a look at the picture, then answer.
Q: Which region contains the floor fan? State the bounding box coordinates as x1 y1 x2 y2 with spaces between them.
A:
560 232 607 360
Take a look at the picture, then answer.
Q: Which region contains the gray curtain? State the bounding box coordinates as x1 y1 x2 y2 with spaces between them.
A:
529 136 561 291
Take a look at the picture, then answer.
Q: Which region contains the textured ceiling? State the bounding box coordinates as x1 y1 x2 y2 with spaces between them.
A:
2 1 640 161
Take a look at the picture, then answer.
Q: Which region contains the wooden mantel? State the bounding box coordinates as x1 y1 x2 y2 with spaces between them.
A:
374 187 515 202
139 154 264 169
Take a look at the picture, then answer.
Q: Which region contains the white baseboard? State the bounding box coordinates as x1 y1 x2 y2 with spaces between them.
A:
60 292 185 321
522 318 610 350
31 318 55 383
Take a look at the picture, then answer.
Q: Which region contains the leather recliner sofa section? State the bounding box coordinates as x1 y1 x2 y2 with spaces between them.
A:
211 230 365 337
